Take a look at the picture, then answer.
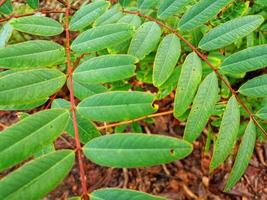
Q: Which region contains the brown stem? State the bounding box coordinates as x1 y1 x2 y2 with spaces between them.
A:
0 9 65 23
97 110 174 130
123 10 267 137
65 1 89 200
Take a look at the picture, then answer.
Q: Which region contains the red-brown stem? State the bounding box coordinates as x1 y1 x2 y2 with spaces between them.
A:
65 1 89 199
0 10 65 23
0 0 7 7
123 10 267 137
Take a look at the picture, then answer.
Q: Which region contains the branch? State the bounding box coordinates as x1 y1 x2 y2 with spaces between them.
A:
0 9 65 23
65 1 89 200
97 110 174 130
123 10 267 137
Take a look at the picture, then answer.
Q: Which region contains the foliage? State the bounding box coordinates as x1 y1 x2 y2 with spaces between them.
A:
0 0 266 199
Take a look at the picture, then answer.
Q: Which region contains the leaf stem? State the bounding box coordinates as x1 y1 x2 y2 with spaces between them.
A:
123 10 267 137
65 1 89 199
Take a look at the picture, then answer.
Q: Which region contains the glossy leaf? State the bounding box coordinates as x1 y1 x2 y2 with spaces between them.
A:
210 96 240 170
183 72 218 143
71 24 134 53
0 98 48 111
52 99 101 144
84 133 193 168
69 1 109 31
239 74 267 97
174 52 202 118
179 0 232 31
0 0 12 15
72 79 108 100
0 40 65 69
91 188 165 200
220 45 267 74
158 0 192 20
199 15 264 51
77 91 157 122
0 23 13 48
256 106 267 120
10 16 64 36
0 150 74 200
0 109 69 171
153 34 181 87
128 22 161 60
224 121 256 192
0 69 66 106
94 5 123 26
73 55 138 84
26 0 39 9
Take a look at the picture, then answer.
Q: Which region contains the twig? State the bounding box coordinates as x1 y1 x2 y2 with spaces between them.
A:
123 10 267 137
97 110 174 130
56 0 78 10
65 1 89 200
0 9 65 23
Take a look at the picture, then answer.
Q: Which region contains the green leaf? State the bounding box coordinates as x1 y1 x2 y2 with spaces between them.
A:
199 15 264 51
137 0 159 11
153 34 181 87
10 16 64 36
90 188 165 200
0 40 65 69
34 144 55 158
26 0 39 9
0 109 69 171
72 79 108 100
220 45 267 75
71 24 135 53
0 98 48 111
239 74 267 97
84 133 193 168
69 0 109 31
256 106 267 120
128 22 161 60
77 91 157 122
73 54 138 84
210 96 240 170
119 0 131 7
94 5 123 26
0 69 66 107
0 0 13 15
0 23 13 48
183 72 218 143
52 99 101 144
179 0 232 31
0 150 74 200
224 121 256 192
174 52 202 118
157 0 192 20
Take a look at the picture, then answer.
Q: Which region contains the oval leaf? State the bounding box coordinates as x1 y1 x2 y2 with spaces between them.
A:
210 96 240 170
0 69 66 106
73 54 138 84
0 150 74 200
71 24 134 53
221 45 267 75
77 91 156 122
91 188 165 200
0 23 13 48
224 121 256 192
239 74 267 97
0 0 12 15
199 15 264 51
26 0 39 9
84 133 193 168
157 0 192 20
10 16 64 36
69 0 109 31
0 98 48 111
153 34 181 87
256 106 267 120
94 5 123 27
128 22 161 60
174 52 202 118
183 72 218 143
0 109 69 171
179 0 232 31
0 40 65 69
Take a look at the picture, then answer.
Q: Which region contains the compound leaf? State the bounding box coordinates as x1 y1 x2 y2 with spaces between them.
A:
84 133 193 168
77 91 157 122
210 96 240 170
0 109 69 172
